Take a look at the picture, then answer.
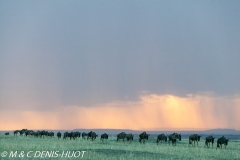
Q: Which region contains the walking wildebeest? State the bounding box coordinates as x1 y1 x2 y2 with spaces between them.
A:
5 132 9 135
117 132 127 142
156 134 167 145
205 135 215 148
139 131 149 144
189 134 201 147
216 136 229 149
168 133 181 146
126 133 134 143
87 131 97 141
100 133 108 142
57 132 61 139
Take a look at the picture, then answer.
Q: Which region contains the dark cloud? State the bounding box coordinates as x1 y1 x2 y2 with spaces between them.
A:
0 0 240 109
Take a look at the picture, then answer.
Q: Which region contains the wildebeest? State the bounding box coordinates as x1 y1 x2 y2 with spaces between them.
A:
216 136 229 149
75 131 81 139
87 131 97 141
34 130 41 138
100 133 108 142
82 132 88 140
25 130 30 137
26 130 34 137
117 132 127 142
139 131 149 144
156 134 167 145
71 131 81 140
14 130 19 136
68 132 74 140
40 130 48 138
126 133 134 143
68 132 77 140
205 135 215 148
63 132 69 140
19 129 28 136
189 134 201 147
57 132 61 139
48 131 54 138
5 132 9 135
168 133 181 146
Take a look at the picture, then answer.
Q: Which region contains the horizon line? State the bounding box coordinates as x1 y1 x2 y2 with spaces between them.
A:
0 128 239 132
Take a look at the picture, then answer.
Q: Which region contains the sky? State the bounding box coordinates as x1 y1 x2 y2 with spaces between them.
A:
0 0 240 130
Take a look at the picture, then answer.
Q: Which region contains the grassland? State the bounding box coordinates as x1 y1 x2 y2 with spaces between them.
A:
0 134 240 160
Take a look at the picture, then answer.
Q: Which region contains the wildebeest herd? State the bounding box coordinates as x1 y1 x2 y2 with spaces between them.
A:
3 129 230 149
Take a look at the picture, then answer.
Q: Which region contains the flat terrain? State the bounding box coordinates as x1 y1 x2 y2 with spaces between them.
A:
0 135 240 160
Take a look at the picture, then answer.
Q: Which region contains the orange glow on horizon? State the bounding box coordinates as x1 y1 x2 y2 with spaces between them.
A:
1 94 240 130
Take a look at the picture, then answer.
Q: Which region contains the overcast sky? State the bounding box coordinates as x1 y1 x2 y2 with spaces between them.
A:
0 1 240 130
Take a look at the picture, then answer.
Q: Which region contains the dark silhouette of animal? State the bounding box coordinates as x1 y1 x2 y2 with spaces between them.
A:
57 132 61 139
126 133 134 143
19 129 28 136
5 132 9 135
35 130 41 138
87 131 97 141
25 130 31 137
48 131 54 138
168 133 181 146
189 134 201 146
100 133 108 142
216 136 229 149
40 130 48 138
75 131 81 139
205 136 215 148
139 131 149 144
117 132 127 142
63 132 69 140
14 130 19 136
156 134 167 144
69 132 74 140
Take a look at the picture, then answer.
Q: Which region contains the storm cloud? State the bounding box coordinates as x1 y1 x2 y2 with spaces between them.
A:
0 1 240 130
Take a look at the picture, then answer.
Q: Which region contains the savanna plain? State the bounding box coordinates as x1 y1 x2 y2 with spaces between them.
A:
0 134 240 160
